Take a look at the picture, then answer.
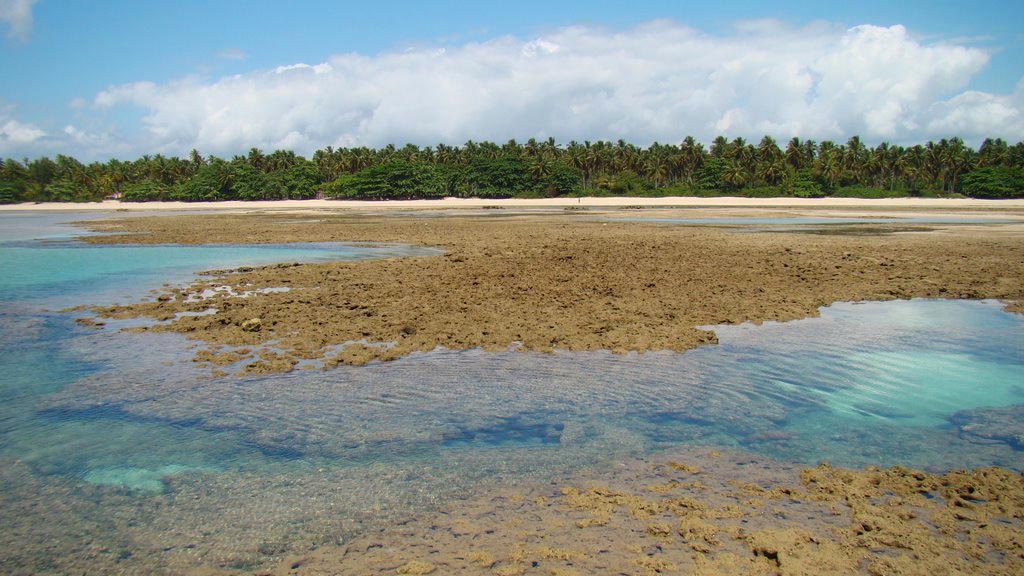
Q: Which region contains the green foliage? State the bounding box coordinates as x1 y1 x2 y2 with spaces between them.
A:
43 179 88 202
272 161 321 199
783 169 823 198
960 167 1024 199
3 135 1024 202
735 186 787 198
172 162 229 201
829 186 914 199
122 180 172 202
694 158 726 191
540 162 582 196
464 157 530 198
0 181 17 204
599 170 646 195
227 161 267 200
322 174 356 198
326 161 443 199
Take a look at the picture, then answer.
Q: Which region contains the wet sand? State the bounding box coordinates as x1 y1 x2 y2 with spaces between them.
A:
80 208 1024 375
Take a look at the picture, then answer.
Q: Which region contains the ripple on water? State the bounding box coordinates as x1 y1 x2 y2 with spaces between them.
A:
20 300 1024 482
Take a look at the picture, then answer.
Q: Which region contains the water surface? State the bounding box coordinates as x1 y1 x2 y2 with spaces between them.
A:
1 211 1022 573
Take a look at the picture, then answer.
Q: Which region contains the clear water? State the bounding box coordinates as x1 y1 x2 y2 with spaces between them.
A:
1 212 1023 572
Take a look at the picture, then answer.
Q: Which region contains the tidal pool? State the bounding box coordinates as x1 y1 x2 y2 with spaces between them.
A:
0 212 1022 573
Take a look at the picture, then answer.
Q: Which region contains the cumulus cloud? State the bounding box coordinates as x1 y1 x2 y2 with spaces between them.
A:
70 20 1024 157
1 118 44 142
0 106 45 155
925 79 1024 136
0 0 37 42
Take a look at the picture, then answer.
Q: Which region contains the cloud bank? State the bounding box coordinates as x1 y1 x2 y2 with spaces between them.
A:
0 0 37 42
16 20 1024 159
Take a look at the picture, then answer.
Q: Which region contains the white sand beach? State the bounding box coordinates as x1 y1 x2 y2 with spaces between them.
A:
3 196 1024 212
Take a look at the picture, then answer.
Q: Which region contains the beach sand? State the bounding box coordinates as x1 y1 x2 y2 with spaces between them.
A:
3 196 1024 212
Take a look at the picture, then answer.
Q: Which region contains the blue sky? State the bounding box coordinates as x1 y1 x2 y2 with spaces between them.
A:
2 0 1023 160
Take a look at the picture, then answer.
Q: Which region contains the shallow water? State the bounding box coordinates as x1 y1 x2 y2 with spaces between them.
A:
1 212 1022 573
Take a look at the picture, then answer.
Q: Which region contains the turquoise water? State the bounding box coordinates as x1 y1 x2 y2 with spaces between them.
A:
1 212 1023 572
0 240 439 308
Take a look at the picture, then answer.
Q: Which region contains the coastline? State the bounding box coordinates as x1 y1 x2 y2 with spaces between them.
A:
4 196 1024 211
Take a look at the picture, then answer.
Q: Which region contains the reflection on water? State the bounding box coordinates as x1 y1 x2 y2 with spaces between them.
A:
0 212 1022 573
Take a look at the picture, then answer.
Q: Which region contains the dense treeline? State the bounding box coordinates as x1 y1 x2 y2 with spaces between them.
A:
2 136 1023 204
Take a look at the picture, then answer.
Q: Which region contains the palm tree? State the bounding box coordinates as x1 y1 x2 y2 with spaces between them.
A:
528 158 552 180
645 157 669 188
785 137 804 170
722 160 748 189
677 136 704 186
978 138 1008 168
247 148 266 172
757 158 786 186
940 137 973 194
710 136 730 159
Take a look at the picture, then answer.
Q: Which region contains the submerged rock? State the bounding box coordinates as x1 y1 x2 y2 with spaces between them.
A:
949 404 1024 449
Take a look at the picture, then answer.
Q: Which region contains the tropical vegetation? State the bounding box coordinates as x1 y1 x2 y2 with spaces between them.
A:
2 136 1023 203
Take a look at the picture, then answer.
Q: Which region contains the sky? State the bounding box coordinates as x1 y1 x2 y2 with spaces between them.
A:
1 0 1023 161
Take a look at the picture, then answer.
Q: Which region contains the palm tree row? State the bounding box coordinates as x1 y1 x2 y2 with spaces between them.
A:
2 135 1022 203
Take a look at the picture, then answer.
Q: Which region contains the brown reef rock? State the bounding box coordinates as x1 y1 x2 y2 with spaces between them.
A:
82 211 1024 374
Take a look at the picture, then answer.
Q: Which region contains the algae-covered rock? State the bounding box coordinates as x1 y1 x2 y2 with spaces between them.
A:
240 317 262 332
949 404 1024 448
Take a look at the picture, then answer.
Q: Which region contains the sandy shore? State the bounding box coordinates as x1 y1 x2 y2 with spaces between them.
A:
4 196 1024 212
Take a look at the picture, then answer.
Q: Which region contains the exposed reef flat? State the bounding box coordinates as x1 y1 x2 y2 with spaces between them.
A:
268 447 1024 576
80 208 1024 374
4 447 1020 575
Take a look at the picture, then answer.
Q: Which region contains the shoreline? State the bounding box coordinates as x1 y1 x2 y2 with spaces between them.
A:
4 196 1024 211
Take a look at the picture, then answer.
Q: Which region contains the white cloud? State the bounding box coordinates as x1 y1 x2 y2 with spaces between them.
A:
925 80 1024 136
0 106 45 155
0 0 37 42
43 20 1024 158
1 118 44 142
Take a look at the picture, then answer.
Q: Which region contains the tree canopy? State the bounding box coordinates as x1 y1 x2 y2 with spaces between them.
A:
2 136 1023 203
